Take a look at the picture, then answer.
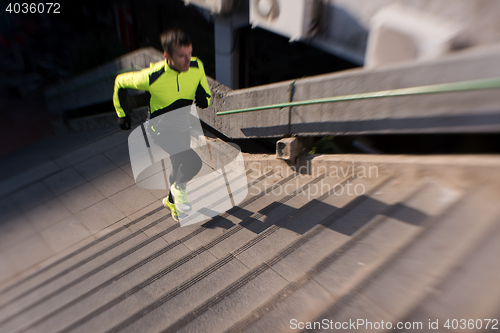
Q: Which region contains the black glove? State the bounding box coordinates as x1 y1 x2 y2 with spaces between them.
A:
118 115 131 130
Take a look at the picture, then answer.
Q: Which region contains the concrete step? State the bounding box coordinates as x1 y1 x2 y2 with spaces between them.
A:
2 153 498 333
16 170 378 331
0 169 270 332
394 211 500 333
184 178 462 333
306 184 500 332
76 175 391 333
12 170 304 329
46 173 328 333
0 170 320 333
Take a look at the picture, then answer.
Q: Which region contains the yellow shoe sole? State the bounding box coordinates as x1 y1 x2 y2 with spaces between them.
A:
163 198 179 222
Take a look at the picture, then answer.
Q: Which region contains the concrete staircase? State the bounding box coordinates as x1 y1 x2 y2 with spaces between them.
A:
0 154 499 333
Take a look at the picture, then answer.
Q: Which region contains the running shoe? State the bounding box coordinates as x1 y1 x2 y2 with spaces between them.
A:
170 182 192 213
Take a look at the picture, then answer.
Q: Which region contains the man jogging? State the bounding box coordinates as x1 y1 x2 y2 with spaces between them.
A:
113 28 211 222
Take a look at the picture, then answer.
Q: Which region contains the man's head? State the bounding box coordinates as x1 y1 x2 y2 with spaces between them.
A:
161 29 192 72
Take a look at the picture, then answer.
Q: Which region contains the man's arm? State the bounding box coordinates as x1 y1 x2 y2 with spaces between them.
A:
113 70 150 129
194 60 211 109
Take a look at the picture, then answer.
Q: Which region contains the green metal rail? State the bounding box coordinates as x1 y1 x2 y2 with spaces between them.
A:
216 77 500 116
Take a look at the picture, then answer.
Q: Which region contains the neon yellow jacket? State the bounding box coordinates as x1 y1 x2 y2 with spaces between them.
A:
113 57 211 119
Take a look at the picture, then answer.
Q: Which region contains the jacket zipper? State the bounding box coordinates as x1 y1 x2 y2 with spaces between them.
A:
176 74 179 92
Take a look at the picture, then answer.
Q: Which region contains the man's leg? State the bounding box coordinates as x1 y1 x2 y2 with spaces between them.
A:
154 128 199 217
176 148 203 184
167 153 182 204
169 148 202 213
153 129 185 207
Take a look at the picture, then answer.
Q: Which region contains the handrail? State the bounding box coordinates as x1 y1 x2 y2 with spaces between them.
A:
216 76 500 116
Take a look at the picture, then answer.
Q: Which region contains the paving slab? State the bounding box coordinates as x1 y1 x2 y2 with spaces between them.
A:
103 142 130 167
53 131 127 169
58 183 106 215
43 167 87 196
10 181 55 212
127 202 164 221
41 216 93 253
0 160 61 199
74 154 118 181
89 167 135 198
0 197 20 222
108 185 157 216
0 214 38 252
2 233 55 273
92 217 133 239
0 254 17 286
25 197 72 232
148 188 168 200
74 199 127 234
119 162 134 178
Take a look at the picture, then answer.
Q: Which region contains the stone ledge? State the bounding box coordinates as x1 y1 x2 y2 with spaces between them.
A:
243 153 500 186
